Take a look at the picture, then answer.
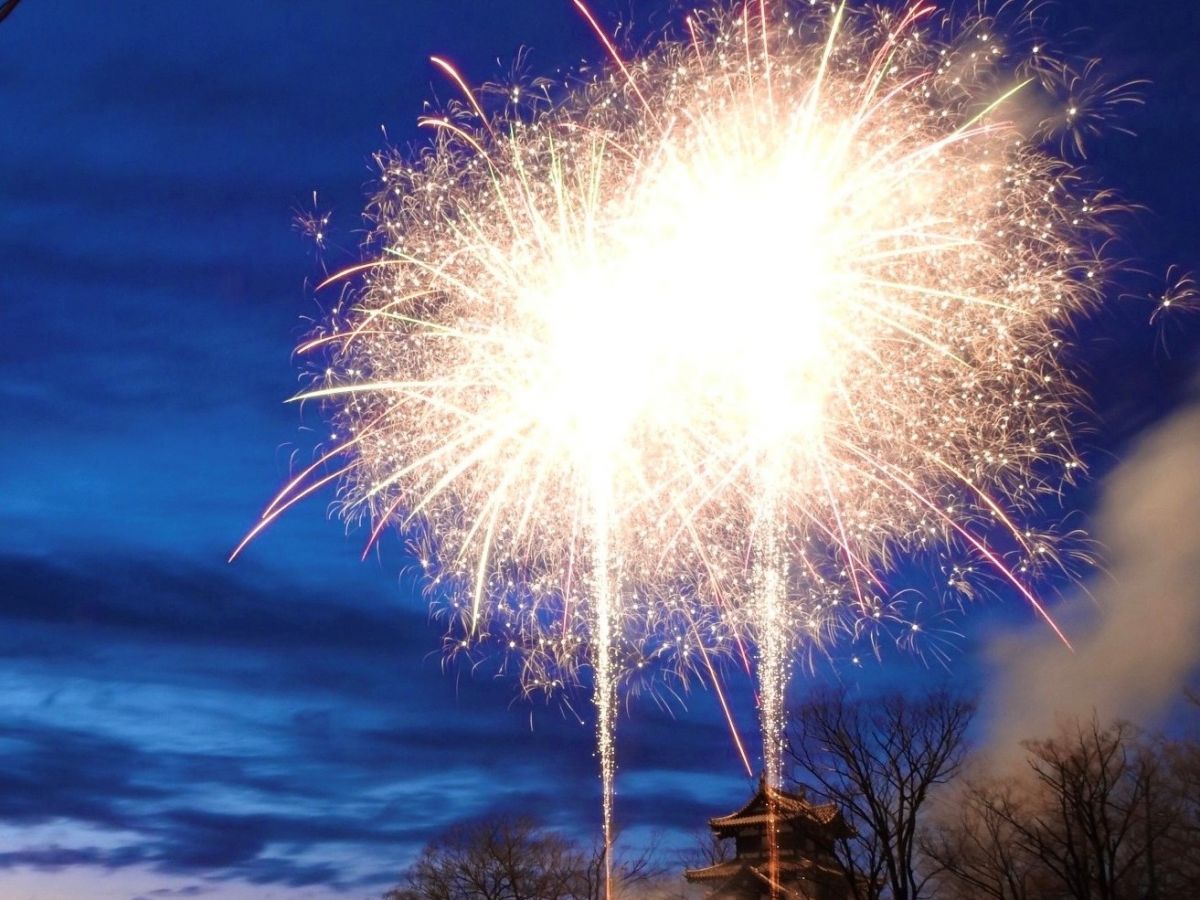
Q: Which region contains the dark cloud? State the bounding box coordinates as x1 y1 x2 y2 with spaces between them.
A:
612 790 730 834
220 857 347 889
0 723 166 829
0 826 383 891
0 552 740 888
0 555 449 886
0 551 487 718
0 713 439 884
0 845 141 871
0 554 409 658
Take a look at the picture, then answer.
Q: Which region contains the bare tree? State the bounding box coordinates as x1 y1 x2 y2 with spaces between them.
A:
1011 718 1177 900
1160 728 1200 896
1172 687 1200 837
675 825 733 873
384 817 578 900
787 688 975 900
929 715 1193 900
571 832 666 900
922 778 1049 900
385 815 665 900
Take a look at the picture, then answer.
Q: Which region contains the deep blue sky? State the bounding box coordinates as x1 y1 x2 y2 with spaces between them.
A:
2 1 1198 898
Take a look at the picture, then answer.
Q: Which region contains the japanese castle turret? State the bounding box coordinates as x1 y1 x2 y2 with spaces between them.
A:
684 778 852 900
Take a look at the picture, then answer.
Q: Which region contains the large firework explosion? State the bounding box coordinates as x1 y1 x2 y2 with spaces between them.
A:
239 0 1119 882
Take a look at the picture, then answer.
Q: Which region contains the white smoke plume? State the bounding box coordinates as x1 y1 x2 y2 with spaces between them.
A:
982 399 1200 764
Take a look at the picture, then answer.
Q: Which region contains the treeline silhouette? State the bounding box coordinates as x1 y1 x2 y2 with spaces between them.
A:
385 689 1200 900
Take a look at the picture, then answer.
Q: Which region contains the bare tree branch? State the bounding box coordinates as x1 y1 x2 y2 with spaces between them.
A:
384 815 668 900
928 714 1195 900
0 0 22 27
787 688 975 900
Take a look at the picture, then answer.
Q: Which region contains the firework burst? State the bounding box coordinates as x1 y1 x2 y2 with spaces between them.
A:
239 0 1115 884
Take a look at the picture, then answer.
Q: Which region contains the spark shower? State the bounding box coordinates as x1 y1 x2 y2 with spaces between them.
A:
239 0 1118 888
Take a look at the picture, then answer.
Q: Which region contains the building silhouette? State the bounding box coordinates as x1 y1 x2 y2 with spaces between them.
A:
684 778 852 900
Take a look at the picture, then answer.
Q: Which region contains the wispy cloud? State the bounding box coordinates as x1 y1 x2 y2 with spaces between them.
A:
0 552 740 890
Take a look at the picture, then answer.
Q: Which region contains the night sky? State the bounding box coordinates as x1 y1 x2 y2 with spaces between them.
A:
3 2 1199 898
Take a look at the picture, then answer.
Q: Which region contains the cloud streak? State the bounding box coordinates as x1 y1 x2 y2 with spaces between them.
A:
0 552 743 891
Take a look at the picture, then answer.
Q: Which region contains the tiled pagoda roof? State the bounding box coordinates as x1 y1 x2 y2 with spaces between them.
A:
708 780 842 830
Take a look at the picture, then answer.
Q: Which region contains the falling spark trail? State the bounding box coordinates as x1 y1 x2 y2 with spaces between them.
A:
593 504 616 900
586 453 619 900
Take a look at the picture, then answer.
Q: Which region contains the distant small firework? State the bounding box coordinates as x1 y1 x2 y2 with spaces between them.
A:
1027 55 1146 159
239 0 1121 883
294 192 332 251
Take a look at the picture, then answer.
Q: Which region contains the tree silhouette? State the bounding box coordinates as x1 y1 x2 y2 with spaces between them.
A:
787 688 975 900
383 815 662 900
